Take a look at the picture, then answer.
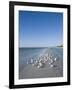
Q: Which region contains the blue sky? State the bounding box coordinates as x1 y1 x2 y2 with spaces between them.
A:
19 11 63 47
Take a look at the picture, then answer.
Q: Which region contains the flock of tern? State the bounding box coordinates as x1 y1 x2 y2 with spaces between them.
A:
27 53 57 69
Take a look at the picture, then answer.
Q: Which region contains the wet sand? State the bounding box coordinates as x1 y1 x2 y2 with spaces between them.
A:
19 58 63 79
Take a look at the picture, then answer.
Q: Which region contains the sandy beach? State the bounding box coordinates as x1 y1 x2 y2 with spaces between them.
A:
19 53 63 79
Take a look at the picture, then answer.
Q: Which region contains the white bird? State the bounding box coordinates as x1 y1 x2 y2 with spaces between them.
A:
32 63 34 66
49 59 54 65
27 61 28 64
33 60 38 66
54 57 57 61
37 62 43 68
31 58 33 64
39 59 42 62
50 64 54 67
37 65 40 69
